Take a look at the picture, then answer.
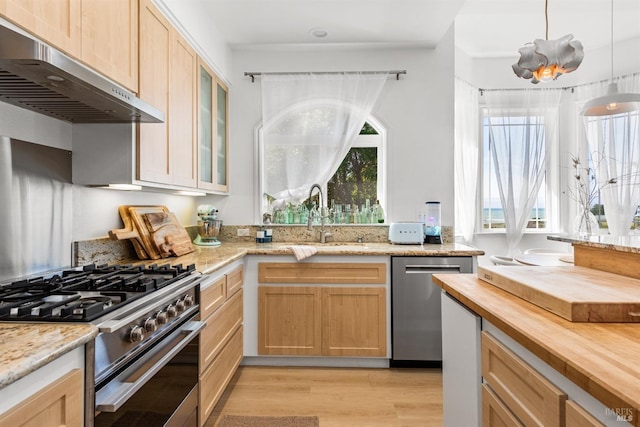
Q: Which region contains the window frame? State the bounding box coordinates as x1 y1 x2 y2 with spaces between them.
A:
477 105 560 234
255 116 387 225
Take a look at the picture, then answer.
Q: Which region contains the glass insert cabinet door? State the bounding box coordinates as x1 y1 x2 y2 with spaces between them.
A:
198 58 229 192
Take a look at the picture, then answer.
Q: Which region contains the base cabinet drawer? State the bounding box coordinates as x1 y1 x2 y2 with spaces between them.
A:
199 289 243 370
0 368 83 427
199 326 243 424
482 384 523 427
481 331 567 427
566 401 605 427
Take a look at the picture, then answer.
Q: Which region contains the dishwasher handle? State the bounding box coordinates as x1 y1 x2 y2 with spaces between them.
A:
405 264 462 273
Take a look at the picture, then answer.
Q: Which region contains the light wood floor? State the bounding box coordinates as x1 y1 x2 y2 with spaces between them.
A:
204 366 443 427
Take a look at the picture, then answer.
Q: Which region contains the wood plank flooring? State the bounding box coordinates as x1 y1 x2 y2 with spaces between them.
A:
204 366 442 427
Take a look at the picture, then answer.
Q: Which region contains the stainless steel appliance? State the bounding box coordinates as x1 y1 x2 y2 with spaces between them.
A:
391 256 473 367
0 22 163 123
194 205 222 246
0 262 206 426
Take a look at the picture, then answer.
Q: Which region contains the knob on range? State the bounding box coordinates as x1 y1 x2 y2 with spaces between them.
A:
128 325 144 343
156 310 169 324
182 295 195 307
166 304 178 318
144 317 158 332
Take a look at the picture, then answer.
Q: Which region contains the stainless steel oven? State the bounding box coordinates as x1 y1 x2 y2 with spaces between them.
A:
93 316 203 426
0 262 205 427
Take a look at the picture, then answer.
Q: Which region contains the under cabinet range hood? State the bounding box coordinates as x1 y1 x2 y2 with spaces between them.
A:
0 24 164 123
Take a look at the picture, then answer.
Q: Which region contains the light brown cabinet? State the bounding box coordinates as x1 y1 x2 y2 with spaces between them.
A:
198 264 243 426
481 331 566 427
257 261 387 358
197 59 229 193
258 285 386 357
321 286 386 357
137 0 197 187
80 0 138 92
0 368 83 427
258 286 323 355
0 0 82 58
0 0 138 92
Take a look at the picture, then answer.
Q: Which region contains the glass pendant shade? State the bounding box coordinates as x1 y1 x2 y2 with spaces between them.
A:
513 34 584 84
582 82 640 116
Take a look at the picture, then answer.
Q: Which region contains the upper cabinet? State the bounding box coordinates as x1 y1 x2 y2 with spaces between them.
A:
137 0 197 188
10 0 231 195
198 59 229 193
0 0 82 57
80 0 139 92
0 0 138 92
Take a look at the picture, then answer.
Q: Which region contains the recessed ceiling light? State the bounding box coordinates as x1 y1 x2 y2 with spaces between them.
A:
309 27 328 39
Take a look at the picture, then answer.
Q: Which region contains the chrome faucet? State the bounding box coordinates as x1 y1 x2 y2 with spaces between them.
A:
307 183 333 243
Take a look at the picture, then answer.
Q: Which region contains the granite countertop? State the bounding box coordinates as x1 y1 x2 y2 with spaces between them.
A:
432 272 640 425
168 241 484 274
0 323 97 388
0 240 482 390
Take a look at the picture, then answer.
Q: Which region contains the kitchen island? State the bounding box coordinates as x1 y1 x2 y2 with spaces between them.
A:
433 267 640 426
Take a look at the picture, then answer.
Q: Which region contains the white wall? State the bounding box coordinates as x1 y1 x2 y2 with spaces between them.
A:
218 25 456 227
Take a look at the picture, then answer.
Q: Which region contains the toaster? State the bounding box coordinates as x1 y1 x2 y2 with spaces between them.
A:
389 222 424 244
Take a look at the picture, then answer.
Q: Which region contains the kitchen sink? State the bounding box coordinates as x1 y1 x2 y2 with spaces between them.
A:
279 242 369 250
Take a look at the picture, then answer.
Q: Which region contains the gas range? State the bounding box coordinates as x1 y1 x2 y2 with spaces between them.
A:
0 263 197 322
0 261 206 426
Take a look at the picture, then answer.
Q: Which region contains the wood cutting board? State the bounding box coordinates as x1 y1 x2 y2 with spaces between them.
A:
142 211 194 258
477 265 640 322
108 205 163 259
109 205 194 259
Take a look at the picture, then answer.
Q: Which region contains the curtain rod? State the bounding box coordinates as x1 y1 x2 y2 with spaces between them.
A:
477 71 640 95
244 70 407 83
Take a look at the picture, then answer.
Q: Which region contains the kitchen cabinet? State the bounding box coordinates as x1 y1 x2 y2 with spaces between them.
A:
80 0 139 92
0 346 85 427
198 261 243 426
0 369 82 427
0 0 81 59
0 0 138 92
481 331 566 427
138 0 197 187
198 59 229 193
256 260 387 357
479 322 630 427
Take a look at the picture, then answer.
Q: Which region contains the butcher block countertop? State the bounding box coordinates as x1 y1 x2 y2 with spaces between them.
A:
433 272 640 426
0 323 97 388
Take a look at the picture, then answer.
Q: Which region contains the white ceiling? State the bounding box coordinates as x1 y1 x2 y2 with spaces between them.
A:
164 0 640 57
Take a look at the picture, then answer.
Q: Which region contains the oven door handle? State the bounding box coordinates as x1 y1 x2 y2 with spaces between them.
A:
95 319 204 413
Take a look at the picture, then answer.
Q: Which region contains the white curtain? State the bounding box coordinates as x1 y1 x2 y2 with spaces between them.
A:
577 74 640 236
261 72 387 209
454 78 480 244
484 89 562 255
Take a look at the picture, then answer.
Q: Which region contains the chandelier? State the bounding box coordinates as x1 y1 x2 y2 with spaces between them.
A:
512 0 584 84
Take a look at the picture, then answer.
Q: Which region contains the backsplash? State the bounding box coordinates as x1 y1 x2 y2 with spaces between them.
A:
74 224 453 266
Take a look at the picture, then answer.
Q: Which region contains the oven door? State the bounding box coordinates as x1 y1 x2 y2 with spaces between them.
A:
94 317 204 427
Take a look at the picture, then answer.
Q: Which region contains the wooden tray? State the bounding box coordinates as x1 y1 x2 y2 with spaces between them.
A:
477 265 640 322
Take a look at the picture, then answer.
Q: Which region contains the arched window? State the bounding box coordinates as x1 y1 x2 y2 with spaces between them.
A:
256 118 386 224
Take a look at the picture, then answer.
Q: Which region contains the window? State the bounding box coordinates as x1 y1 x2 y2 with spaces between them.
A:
258 120 386 224
480 110 550 231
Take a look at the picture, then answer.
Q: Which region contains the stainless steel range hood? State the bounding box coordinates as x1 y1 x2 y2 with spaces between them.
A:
0 24 164 123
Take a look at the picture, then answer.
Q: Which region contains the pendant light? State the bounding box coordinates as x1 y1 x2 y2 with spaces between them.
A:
582 0 640 116
512 0 584 84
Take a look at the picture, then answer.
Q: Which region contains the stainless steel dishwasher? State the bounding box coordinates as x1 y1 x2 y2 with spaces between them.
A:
391 256 474 367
